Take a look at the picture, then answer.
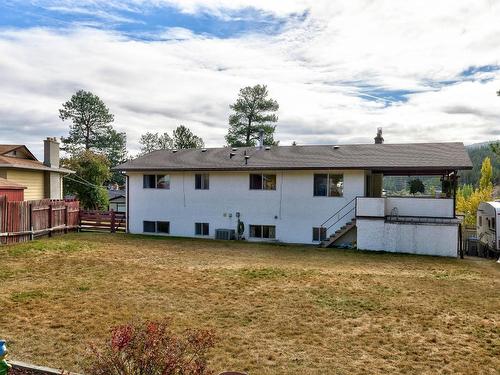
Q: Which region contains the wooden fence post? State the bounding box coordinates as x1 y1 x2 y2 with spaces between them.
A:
29 203 34 241
48 203 52 237
64 203 69 234
110 210 116 233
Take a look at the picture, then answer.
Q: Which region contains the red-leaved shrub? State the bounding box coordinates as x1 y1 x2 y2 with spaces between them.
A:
86 320 216 375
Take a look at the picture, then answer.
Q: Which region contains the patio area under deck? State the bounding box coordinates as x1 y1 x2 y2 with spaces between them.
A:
355 168 462 257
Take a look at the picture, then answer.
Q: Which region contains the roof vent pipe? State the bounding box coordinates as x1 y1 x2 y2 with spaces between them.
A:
374 127 384 144
244 155 250 165
258 129 264 149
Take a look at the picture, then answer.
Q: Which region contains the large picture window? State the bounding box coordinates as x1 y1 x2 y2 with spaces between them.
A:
249 174 276 190
313 174 343 197
143 174 170 189
249 225 276 239
195 174 209 190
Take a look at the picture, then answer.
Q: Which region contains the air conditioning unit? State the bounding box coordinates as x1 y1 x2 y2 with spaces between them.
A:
215 229 236 240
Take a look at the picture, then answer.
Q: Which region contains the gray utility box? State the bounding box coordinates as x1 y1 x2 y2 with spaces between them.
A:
215 229 236 240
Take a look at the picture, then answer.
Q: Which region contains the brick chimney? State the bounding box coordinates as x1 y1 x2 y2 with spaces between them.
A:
43 137 60 168
374 128 384 144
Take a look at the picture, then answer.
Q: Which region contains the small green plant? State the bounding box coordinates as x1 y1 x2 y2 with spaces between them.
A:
407 178 425 195
86 319 216 375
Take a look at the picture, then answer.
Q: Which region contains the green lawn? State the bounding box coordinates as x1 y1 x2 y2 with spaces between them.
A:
0 233 499 374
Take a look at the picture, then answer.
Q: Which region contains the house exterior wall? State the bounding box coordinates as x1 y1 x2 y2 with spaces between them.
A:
356 218 458 257
127 170 366 244
5 170 45 200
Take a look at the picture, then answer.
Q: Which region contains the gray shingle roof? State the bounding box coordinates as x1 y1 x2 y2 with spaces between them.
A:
115 142 472 172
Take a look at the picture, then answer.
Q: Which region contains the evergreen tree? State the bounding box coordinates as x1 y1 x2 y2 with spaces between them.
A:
225 85 279 147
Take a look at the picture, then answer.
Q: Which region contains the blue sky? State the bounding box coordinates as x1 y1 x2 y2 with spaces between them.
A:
0 0 499 157
0 1 291 39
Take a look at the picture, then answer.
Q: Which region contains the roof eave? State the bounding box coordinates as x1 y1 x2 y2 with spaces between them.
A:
0 164 75 174
115 165 473 173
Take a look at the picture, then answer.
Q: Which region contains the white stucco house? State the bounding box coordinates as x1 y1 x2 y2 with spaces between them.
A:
116 132 472 257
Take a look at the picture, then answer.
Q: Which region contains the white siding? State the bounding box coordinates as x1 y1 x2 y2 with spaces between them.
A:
357 218 458 257
127 170 365 244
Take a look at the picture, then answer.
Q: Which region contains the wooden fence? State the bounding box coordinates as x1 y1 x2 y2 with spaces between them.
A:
79 210 126 233
0 196 80 244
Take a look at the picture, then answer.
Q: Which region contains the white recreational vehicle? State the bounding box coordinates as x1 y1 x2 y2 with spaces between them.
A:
477 201 500 253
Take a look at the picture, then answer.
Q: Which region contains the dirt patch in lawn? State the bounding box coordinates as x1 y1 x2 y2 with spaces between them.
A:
0 233 499 375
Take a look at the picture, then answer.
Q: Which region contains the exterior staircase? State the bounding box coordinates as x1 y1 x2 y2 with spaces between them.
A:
320 218 357 248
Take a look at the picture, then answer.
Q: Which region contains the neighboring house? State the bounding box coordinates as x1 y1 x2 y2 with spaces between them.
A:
116 131 473 257
0 138 73 200
108 189 126 212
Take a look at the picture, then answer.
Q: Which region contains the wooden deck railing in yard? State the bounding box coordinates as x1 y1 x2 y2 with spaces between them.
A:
0 196 80 244
79 210 126 233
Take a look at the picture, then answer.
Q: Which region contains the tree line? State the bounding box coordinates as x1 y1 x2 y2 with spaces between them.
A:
59 85 279 209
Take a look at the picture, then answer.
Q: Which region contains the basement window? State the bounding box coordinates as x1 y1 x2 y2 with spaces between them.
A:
143 221 170 234
195 173 210 190
314 174 343 197
249 225 276 239
157 221 170 234
249 174 276 190
143 221 156 233
195 222 209 236
312 227 327 241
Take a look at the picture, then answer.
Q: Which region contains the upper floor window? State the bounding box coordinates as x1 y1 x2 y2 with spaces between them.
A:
250 174 276 190
313 173 343 197
143 174 170 189
195 173 209 190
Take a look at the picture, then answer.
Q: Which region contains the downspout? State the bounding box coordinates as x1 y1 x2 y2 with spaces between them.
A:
452 170 457 218
126 174 129 233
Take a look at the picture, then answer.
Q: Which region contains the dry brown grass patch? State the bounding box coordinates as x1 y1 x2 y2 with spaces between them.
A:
0 233 498 374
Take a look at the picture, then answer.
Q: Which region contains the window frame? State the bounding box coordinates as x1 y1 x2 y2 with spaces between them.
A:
313 173 343 197
249 225 276 239
143 220 170 234
156 221 170 234
143 174 170 189
195 173 210 190
249 173 277 190
143 221 156 233
312 227 327 241
195 222 209 236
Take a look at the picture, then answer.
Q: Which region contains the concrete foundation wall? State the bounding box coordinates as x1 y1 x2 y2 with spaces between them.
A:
357 218 458 257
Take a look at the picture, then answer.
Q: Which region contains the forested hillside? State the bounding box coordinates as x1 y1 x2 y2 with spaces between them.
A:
461 143 499 186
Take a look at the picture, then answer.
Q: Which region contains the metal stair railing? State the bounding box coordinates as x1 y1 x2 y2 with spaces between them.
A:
320 197 357 232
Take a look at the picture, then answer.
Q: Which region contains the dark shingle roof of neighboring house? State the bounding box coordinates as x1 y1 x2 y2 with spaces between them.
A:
0 144 73 173
116 142 473 173
108 189 126 201
0 155 74 173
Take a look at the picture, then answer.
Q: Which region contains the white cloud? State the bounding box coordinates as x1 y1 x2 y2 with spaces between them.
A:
0 0 500 159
